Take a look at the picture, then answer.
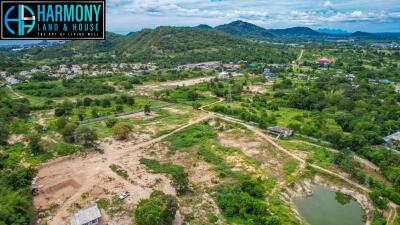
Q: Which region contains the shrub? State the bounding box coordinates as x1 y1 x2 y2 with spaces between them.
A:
109 164 129 179
140 158 189 195
74 126 98 147
135 191 177 225
105 118 118 128
112 123 132 140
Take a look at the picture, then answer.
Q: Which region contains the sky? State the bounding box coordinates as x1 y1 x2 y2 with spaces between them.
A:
106 0 400 33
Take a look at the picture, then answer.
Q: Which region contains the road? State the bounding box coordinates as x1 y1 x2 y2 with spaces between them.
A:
6 85 24 99
297 49 304 62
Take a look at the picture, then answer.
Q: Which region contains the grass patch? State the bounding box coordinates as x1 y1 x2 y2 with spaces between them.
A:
140 158 189 195
165 122 216 153
109 164 129 179
51 143 77 156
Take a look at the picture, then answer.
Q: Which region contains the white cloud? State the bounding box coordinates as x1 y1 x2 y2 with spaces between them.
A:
324 1 334 10
106 0 400 32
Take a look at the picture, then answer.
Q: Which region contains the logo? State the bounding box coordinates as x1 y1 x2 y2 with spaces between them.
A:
1 0 105 40
5 4 36 36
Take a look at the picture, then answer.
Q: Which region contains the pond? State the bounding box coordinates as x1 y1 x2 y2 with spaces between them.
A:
293 185 365 225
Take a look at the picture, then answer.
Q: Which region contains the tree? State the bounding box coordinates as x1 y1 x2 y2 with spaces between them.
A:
0 123 8 145
91 107 99 118
83 97 93 106
28 133 43 155
105 118 118 128
74 126 98 147
192 102 201 110
61 122 78 143
55 117 68 130
144 105 151 116
187 90 199 101
115 105 124 113
112 123 132 140
135 191 177 225
54 108 66 117
0 188 35 225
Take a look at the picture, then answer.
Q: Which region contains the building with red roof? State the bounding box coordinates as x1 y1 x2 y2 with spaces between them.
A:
317 57 332 64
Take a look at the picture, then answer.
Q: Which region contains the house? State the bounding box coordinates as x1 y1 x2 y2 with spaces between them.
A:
384 131 400 151
267 126 293 138
346 74 356 80
0 71 7 78
71 65 82 74
267 63 285 68
317 57 332 65
263 68 277 78
41 65 51 71
395 85 400 93
70 204 101 225
6 77 19 85
298 73 308 80
218 71 231 79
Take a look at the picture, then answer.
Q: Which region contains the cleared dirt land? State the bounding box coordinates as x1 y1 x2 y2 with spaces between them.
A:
34 114 212 224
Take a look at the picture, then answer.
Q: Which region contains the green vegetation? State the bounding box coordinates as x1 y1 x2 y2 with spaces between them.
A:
140 158 189 195
134 191 178 225
14 79 115 98
112 123 132 140
165 122 216 153
109 164 129 179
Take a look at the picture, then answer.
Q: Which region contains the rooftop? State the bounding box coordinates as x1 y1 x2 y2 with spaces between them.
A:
384 131 400 142
70 204 101 225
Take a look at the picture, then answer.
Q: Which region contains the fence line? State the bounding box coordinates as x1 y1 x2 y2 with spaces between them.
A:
80 103 176 124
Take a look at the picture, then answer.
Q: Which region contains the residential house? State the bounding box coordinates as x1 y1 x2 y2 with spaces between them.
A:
70 204 101 225
6 77 19 85
317 57 332 65
346 74 356 80
298 73 308 80
267 126 293 138
41 65 52 71
218 71 231 79
71 65 82 74
395 85 400 93
0 71 7 78
384 131 400 151
263 68 277 78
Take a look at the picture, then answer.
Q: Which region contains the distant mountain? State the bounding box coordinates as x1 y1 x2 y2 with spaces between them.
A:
350 31 375 37
317 28 349 35
215 20 274 40
195 24 213 30
268 27 322 36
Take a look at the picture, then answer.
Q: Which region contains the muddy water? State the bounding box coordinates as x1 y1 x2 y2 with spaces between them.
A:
293 185 365 225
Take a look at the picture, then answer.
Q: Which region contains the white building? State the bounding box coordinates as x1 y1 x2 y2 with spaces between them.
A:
395 85 400 93
267 126 293 138
41 65 52 71
70 204 101 225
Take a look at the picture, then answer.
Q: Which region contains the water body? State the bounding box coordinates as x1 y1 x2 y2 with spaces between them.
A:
293 185 365 225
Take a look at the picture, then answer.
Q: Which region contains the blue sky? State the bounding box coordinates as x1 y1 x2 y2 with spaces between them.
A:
107 0 400 33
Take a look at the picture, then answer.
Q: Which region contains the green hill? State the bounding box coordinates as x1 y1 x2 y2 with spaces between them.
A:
215 20 274 40
26 26 297 67
268 27 323 36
